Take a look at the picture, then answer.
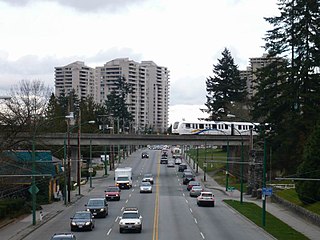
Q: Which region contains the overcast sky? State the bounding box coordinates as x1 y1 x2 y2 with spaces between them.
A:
0 0 279 123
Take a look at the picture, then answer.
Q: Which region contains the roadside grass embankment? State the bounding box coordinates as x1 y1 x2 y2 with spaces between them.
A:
224 200 309 240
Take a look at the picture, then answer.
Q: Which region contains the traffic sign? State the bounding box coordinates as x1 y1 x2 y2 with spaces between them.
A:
28 185 39 194
262 187 273 196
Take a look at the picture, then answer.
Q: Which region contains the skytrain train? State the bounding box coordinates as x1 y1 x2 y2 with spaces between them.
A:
172 120 259 135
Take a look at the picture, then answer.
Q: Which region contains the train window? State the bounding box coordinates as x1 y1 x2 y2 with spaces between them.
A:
212 124 217 129
185 123 191 129
199 124 204 129
238 125 242 130
173 122 179 129
224 124 228 130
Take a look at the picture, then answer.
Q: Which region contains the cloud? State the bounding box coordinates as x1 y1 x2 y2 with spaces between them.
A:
0 48 147 92
0 0 148 12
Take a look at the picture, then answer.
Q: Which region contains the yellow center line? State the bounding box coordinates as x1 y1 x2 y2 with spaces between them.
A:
153 157 161 240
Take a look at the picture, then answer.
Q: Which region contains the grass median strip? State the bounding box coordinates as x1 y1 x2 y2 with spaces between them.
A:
224 200 309 240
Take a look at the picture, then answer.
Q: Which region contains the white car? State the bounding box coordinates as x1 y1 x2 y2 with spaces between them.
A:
119 207 142 233
197 191 215 207
142 173 154 184
139 181 152 193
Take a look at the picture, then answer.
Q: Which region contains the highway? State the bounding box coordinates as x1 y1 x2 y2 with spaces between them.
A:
23 149 273 240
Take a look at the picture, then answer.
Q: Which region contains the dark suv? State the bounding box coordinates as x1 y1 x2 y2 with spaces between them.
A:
51 233 76 240
183 173 195 185
141 152 149 158
178 163 188 172
85 198 108 218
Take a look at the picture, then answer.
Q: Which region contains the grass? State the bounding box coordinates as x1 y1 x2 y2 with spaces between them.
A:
224 200 309 240
276 188 320 215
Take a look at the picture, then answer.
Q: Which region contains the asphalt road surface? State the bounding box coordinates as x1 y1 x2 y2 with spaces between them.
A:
23 149 273 240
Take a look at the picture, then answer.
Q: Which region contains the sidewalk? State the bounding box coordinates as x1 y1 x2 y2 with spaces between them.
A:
0 169 110 240
184 155 320 240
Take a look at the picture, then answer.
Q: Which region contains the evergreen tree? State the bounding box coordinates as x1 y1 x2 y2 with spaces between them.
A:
205 48 247 119
252 0 320 174
295 122 320 204
104 76 133 132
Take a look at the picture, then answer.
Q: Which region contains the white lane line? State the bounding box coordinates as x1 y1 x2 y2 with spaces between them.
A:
129 194 132 197
182 193 185 197
115 216 119 222
189 208 193 213
121 207 124 211
126 199 128 203
200 232 205 239
107 228 112 235
132 189 135 192
194 218 197 224
185 199 188 204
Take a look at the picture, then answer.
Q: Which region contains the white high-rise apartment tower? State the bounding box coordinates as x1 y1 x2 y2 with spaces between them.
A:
55 61 100 103
97 58 170 133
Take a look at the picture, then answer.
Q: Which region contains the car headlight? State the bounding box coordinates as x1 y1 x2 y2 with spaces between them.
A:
86 209 90 211
100 208 105 212
71 222 76 226
85 221 91 225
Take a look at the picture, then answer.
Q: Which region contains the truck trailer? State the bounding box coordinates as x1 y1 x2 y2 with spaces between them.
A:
115 167 132 189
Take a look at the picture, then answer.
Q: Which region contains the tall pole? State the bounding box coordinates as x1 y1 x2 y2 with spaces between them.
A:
225 139 229 191
196 146 199 173
204 140 207 181
240 138 244 203
89 138 93 188
67 120 71 203
31 139 36 226
262 127 267 226
63 137 67 205
77 111 81 196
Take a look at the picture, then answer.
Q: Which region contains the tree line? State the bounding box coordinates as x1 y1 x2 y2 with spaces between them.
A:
204 0 320 204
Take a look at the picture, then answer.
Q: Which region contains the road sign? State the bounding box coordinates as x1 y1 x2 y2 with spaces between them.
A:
262 187 273 196
28 185 39 194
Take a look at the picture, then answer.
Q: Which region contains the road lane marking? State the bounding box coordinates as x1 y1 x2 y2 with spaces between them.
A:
115 216 119 222
152 158 161 240
200 232 205 239
107 228 112 235
185 199 189 204
194 218 197 224
189 208 193 213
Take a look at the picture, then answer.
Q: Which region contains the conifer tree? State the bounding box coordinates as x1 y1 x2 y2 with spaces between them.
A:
205 48 247 119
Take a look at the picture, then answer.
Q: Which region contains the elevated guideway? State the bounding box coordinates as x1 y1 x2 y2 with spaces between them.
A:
16 132 251 146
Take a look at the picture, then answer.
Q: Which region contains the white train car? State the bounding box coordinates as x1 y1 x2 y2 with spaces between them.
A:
172 120 258 136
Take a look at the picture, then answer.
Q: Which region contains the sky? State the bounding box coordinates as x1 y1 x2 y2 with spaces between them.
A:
0 0 279 124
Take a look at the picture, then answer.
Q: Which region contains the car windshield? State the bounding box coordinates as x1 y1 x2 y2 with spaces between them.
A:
117 176 129 181
202 193 213 197
122 212 139 219
52 237 74 240
192 186 202 190
87 199 104 206
141 182 151 186
73 212 90 219
144 174 152 178
106 187 119 192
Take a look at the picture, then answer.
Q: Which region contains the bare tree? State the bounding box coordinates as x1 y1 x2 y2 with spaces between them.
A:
0 79 53 151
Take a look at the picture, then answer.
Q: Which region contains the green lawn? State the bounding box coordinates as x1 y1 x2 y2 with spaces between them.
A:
276 188 320 215
224 200 309 240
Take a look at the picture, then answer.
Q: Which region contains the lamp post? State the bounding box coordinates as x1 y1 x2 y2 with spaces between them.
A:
89 138 93 188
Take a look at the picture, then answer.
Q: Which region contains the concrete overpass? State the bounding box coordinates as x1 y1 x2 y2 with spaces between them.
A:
30 133 251 146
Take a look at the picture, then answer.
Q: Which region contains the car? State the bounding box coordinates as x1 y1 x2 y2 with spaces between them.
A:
119 207 143 233
142 173 154 184
51 233 76 240
139 181 152 193
178 163 188 172
105 186 121 201
183 172 195 185
197 191 215 207
141 152 149 158
182 169 192 177
187 181 201 191
175 157 182 165
160 157 168 164
167 161 175 167
85 198 108 218
189 185 204 197
70 211 95 231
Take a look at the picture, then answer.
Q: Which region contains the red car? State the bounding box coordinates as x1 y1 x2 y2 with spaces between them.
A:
187 181 201 191
105 186 121 201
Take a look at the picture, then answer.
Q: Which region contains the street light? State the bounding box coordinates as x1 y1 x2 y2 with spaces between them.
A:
227 114 267 225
